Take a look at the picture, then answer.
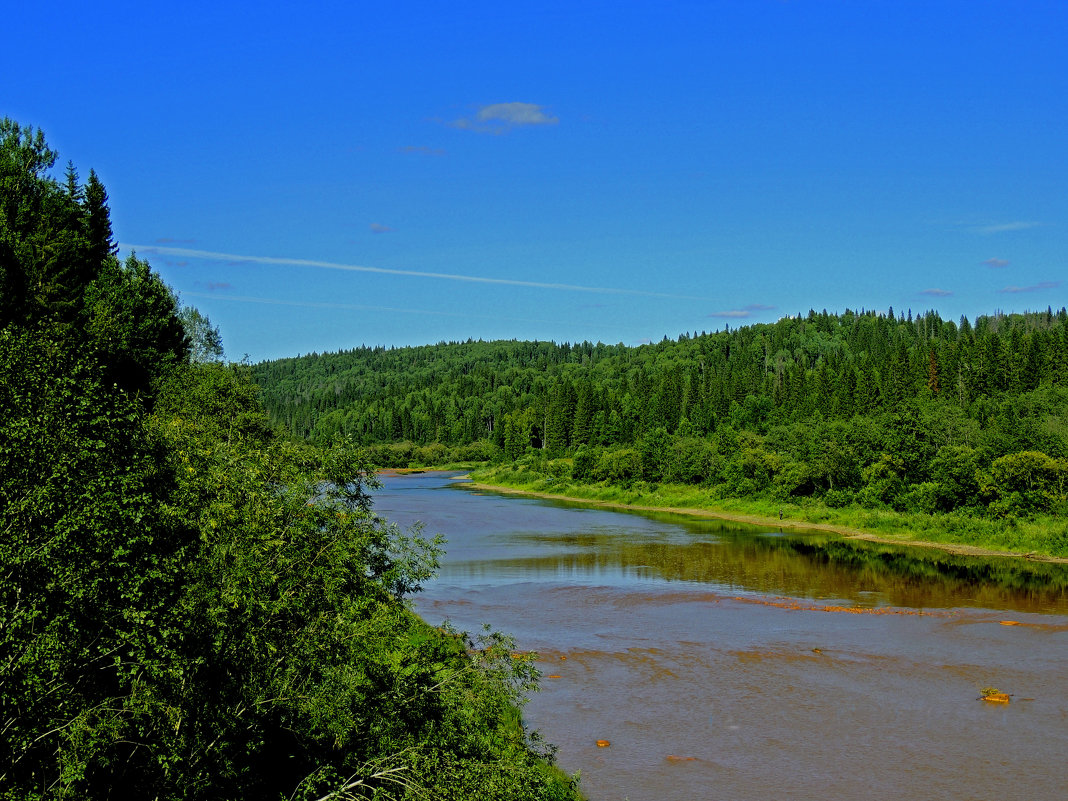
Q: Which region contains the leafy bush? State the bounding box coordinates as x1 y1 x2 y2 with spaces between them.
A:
594 448 643 483
898 481 940 514
571 446 598 481
823 488 855 508
982 450 1068 517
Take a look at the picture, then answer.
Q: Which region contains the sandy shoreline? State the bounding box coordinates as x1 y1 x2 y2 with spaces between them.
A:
457 479 1068 565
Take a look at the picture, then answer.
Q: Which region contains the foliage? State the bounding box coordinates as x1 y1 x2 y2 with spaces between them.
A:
253 307 1068 525
83 254 190 400
982 450 1068 518
0 328 193 799
1 120 102 327
0 120 580 801
178 306 224 363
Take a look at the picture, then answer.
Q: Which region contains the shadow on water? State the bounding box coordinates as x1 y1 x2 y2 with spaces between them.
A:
448 488 1068 615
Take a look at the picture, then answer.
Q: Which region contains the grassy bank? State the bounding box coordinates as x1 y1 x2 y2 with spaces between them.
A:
378 462 484 475
463 463 1068 562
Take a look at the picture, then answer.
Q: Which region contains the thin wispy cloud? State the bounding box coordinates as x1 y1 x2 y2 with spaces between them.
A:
196 281 232 291
124 245 715 302
369 223 392 234
998 280 1060 294
450 102 559 134
982 258 1010 269
708 303 775 319
155 237 196 244
974 221 1042 235
179 291 556 325
920 288 953 297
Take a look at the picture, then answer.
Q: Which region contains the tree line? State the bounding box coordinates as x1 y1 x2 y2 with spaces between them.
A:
0 118 580 800
254 308 1068 522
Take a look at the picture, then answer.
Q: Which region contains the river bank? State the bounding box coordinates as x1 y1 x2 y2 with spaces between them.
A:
376 471 1068 801
457 475 1068 564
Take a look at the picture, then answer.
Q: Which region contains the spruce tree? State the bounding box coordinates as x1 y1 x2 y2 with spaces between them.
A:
84 168 118 269
0 118 57 325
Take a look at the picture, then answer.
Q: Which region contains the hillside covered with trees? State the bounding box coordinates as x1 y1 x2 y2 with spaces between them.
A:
0 120 580 799
254 306 1068 539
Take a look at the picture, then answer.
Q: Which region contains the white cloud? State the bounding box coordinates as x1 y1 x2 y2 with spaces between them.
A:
920 288 953 297
999 280 1060 294
708 303 775 319
982 258 1009 269
974 221 1042 235
450 102 559 134
179 291 556 324
479 102 557 126
369 222 392 234
124 244 715 301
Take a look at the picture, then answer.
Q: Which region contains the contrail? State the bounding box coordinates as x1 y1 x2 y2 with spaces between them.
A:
179 291 557 324
125 244 708 301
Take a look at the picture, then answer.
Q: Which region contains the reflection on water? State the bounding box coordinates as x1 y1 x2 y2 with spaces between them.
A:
375 473 1068 801
386 476 1068 614
439 529 1068 614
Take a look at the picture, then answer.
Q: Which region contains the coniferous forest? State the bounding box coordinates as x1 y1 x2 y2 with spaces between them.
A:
254 304 1068 538
0 121 581 799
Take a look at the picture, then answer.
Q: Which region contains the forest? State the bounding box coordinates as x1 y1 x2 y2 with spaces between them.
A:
253 306 1068 531
0 120 581 799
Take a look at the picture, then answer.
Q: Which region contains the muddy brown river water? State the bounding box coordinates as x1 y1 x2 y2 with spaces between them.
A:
374 472 1068 801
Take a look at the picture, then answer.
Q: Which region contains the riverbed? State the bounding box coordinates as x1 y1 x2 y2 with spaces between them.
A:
374 472 1068 801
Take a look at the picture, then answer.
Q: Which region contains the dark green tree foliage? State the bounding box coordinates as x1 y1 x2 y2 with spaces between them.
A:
0 119 58 324
135 370 569 800
255 308 1068 520
84 254 191 400
0 120 116 328
1 122 579 801
83 170 117 269
0 329 195 797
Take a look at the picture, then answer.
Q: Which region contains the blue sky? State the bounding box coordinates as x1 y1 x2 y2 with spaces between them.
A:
4 1 1065 361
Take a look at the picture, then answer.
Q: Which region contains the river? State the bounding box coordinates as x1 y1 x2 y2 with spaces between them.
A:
374 472 1068 801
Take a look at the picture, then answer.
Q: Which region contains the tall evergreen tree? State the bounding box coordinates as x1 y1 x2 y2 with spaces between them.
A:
0 118 57 324
83 168 117 272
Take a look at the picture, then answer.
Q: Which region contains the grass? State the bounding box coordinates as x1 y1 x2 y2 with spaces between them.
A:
379 460 489 473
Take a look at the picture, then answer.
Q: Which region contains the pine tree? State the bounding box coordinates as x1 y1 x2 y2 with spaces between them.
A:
84 168 118 269
926 348 940 395
571 381 595 446
63 160 82 202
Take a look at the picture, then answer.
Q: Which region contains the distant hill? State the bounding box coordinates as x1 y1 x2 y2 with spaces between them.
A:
253 309 1068 520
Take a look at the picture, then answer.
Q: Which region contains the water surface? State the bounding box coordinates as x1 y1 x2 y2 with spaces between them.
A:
376 472 1068 801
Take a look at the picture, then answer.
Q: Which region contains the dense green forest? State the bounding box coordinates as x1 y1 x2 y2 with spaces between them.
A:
0 120 580 799
254 300 1068 529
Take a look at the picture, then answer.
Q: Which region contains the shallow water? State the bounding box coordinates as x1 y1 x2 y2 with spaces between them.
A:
375 472 1068 801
